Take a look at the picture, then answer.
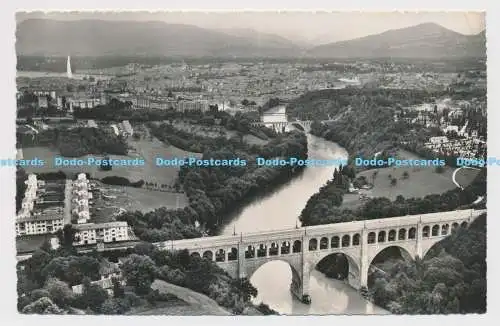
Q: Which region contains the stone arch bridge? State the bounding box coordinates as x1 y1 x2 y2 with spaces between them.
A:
156 209 485 303
249 119 334 133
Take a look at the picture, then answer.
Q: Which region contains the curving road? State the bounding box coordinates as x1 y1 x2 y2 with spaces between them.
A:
452 166 481 190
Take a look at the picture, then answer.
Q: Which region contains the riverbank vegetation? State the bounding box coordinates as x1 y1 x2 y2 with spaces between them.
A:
300 166 485 226
290 87 487 314
288 87 486 167
368 213 486 314
17 127 128 157
18 242 259 315
118 129 308 240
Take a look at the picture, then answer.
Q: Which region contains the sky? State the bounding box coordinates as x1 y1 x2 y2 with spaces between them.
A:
16 11 486 45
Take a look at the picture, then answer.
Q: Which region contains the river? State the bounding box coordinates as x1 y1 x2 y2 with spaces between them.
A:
220 106 388 315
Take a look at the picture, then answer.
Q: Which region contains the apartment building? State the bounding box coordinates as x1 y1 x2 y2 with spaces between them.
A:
70 98 101 109
73 221 130 246
177 99 209 113
72 173 92 224
16 213 64 236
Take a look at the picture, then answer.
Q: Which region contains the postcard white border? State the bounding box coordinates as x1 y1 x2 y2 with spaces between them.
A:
0 0 496 325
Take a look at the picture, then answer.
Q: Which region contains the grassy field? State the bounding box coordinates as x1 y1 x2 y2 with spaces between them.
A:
91 183 188 223
127 280 231 316
22 130 195 222
22 135 200 185
16 234 53 253
341 150 481 210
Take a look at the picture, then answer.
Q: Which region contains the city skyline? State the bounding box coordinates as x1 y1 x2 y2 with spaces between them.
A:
16 11 485 45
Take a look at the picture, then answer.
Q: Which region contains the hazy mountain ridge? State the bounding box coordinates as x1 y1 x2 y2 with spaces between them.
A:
308 23 486 58
16 19 303 57
17 19 485 58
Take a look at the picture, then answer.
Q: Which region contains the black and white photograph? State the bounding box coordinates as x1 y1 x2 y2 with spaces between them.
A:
12 10 487 316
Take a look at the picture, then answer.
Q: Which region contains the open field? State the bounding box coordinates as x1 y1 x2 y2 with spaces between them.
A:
22 135 200 185
16 234 53 253
341 150 481 210
91 183 188 223
127 280 232 316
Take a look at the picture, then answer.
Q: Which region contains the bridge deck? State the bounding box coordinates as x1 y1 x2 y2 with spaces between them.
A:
159 209 485 249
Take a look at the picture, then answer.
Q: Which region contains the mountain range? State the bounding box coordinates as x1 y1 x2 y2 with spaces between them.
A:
16 19 486 59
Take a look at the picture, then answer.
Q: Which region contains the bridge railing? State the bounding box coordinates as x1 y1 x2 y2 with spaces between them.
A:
155 209 485 250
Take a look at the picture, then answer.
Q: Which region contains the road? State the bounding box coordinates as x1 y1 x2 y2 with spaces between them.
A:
452 166 481 190
63 179 72 224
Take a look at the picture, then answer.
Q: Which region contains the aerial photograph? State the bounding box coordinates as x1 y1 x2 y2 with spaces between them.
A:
14 11 486 315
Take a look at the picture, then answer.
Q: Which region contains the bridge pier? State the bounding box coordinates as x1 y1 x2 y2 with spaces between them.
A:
290 278 311 304
416 220 423 259
292 237 311 304
358 228 369 290
237 242 247 278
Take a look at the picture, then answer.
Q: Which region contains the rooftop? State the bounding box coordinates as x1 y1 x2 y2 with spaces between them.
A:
74 221 128 231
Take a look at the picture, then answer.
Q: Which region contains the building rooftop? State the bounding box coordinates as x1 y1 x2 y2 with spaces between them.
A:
17 212 64 223
74 221 128 231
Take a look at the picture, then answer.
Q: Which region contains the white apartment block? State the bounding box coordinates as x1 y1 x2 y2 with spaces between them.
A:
16 215 64 236
177 99 209 113
71 98 101 109
72 174 92 224
73 221 130 246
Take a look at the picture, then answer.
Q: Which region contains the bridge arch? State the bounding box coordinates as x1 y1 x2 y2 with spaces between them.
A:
308 250 361 289
215 249 225 262
420 219 470 259
292 240 302 253
245 258 304 297
203 250 213 260
367 245 414 287
368 243 414 270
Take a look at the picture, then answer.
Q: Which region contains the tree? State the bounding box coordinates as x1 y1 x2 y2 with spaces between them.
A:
81 280 108 312
371 170 378 184
402 171 409 179
44 278 73 308
22 297 64 314
236 278 257 302
56 224 76 248
241 99 249 106
390 178 397 186
100 155 112 171
112 278 125 298
121 254 159 295
40 239 52 252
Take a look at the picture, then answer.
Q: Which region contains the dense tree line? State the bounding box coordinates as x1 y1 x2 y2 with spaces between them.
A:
299 166 355 225
133 244 258 313
178 131 307 231
301 168 486 226
18 241 259 315
120 130 308 239
17 127 128 157
289 87 485 162
368 213 486 314
101 176 144 188
118 208 203 242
